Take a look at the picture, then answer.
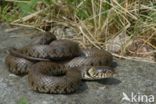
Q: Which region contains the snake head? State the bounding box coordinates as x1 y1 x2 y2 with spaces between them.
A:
86 66 115 80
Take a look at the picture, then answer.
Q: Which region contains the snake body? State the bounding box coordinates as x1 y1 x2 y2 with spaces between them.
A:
13 40 81 61
5 55 34 75
5 32 114 94
28 62 81 94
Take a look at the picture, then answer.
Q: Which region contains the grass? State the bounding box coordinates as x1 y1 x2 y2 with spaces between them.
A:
17 97 29 104
0 0 156 61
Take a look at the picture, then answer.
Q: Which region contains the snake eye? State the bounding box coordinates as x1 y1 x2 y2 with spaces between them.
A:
87 67 97 77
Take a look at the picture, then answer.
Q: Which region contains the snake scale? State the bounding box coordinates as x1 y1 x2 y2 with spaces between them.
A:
5 32 114 94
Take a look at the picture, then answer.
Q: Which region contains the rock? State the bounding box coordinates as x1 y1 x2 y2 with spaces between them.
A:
105 31 130 52
0 23 156 104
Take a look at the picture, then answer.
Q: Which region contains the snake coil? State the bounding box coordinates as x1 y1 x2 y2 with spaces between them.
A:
5 32 114 94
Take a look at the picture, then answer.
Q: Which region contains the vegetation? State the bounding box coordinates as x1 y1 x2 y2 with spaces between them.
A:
17 97 29 104
0 0 156 62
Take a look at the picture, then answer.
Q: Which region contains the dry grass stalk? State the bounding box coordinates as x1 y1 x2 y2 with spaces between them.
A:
2 0 155 63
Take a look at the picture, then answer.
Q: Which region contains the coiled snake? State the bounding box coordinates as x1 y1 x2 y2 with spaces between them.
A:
5 32 114 94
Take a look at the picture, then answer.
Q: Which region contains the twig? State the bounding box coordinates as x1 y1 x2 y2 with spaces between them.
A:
98 0 102 28
91 0 97 32
112 53 156 64
79 26 100 49
111 0 138 20
79 21 99 44
76 0 86 8
10 23 44 32
12 9 44 23
5 27 21 32
5 0 29 3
